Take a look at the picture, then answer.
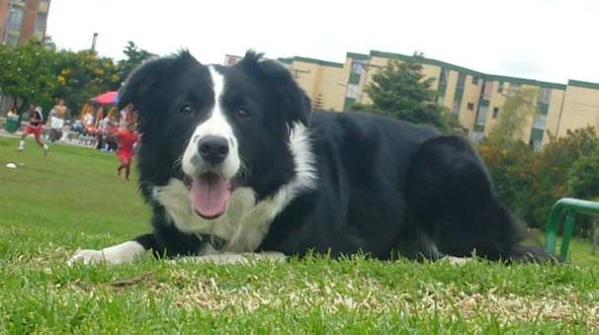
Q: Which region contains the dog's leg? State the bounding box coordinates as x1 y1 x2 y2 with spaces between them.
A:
68 233 164 265
407 136 550 262
68 240 146 265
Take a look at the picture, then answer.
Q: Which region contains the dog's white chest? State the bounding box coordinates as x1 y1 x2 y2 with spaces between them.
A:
152 179 281 253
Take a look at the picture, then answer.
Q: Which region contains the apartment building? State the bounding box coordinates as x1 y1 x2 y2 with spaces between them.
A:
0 0 50 46
226 51 599 148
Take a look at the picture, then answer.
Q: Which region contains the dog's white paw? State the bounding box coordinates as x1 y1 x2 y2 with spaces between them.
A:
68 241 145 266
68 249 107 266
440 256 473 266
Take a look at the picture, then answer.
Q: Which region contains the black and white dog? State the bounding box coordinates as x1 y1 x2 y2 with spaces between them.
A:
70 51 545 265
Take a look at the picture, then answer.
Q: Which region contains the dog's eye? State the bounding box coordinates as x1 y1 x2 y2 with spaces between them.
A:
235 108 250 119
179 103 193 115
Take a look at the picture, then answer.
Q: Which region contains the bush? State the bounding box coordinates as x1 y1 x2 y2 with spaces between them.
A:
480 127 599 234
478 141 534 220
567 152 599 199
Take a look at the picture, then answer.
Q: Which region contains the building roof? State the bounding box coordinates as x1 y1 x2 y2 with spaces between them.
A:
291 56 344 68
568 80 599 90
367 50 567 90
265 50 599 92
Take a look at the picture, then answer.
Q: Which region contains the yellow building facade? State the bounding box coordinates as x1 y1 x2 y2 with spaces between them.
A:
278 57 347 112
225 51 599 149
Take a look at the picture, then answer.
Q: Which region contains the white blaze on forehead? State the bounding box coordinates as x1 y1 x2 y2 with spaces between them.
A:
210 66 225 101
181 66 240 179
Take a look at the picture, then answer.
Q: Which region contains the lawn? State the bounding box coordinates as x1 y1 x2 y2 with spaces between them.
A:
0 137 597 334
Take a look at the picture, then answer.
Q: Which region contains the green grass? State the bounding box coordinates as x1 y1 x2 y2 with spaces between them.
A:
1 137 598 334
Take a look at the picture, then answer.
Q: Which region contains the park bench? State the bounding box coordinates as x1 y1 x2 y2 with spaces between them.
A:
544 197 599 261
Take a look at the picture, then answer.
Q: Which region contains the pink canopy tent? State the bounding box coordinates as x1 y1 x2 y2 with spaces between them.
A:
92 91 119 106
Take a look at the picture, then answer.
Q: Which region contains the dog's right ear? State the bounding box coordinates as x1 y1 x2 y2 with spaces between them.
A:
118 57 170 111
117 51 199 112
238 50 312 125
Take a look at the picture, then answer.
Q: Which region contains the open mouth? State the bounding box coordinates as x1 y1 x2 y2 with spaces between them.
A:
184 172 233 220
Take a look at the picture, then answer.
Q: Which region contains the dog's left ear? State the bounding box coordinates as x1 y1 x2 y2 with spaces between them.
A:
238 50 311 125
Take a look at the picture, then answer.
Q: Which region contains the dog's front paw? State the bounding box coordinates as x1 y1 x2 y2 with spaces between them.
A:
68 249 106 266
68 241 146 266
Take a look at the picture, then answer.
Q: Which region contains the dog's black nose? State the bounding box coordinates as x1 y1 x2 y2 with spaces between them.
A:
198 136 229 165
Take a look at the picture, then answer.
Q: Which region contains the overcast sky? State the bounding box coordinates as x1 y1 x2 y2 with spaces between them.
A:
47 0 599 84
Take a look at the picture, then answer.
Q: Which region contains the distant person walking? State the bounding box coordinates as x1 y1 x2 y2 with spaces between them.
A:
114 122 139 180
47 99 69 142
19 104 49 155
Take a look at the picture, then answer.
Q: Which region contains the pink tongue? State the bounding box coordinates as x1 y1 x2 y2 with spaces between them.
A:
189 174 231 219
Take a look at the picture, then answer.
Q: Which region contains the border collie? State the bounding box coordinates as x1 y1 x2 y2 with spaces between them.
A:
69 51 546 265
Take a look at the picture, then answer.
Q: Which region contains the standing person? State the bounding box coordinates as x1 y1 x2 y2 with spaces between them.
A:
6 106 17 117
81 104 96 135
47 99 69 142
114 122 139 181
94 106 106 150
18 104 49 155
119 103 135 128
98 107 117 151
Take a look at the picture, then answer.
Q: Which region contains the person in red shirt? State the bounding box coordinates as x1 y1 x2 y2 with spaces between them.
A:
114 123 139 180
19 104 49 155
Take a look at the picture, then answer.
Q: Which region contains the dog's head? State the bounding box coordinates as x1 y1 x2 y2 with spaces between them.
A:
118 50 312 220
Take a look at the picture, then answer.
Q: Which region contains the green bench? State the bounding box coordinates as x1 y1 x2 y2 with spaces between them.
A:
544 197 599 261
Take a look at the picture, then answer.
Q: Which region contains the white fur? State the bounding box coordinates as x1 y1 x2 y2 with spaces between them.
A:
68 116 317 265
153 122 317 254
440 256 473 266
181 66 240 179
68 241 145 265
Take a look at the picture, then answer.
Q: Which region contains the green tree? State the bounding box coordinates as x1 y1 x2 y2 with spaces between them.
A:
359 56 454 132
0 41 60 113
487 87 539 146
527 127 599 229
0 42 123 117
567 152 599 199
54 50 121 116
118 41 156 82
478 141 535 220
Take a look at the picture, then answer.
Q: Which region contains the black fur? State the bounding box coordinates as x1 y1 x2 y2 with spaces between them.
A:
116 50 548 262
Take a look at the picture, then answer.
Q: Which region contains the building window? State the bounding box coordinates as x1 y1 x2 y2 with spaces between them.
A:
493 107 500 118
346 84 361 99
348 73 361 85
472 77 479 85
530 128 545 151
476 105 489 128
467 102 474 111
36 12 48 34
483 81 494 99
497 81 504 93
438 68 448 97
533 114 548 129
351 62 366 75
7 8 24 32
540 88 551 104
538 103 549 115
457 73 466 89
